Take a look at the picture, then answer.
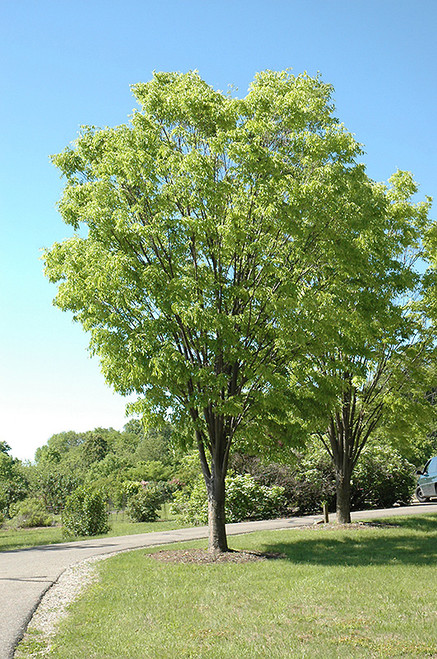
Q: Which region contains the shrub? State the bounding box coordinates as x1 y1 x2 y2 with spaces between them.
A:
287 448 337 515
351 444 416 509
231 450 336 515
38 472 79 513
126 485 162 522
9 497 53 528
123 480 142 500
172 451 202 489
230 442 415 515
136 460 173 482
225 474 286 522
170 479 208 525
0 491 7 518
62 487 109 536
231 453 297 506
170 473 285 525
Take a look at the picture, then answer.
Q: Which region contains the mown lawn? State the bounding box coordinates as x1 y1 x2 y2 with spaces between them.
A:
16 514 437 658
0 510 188 552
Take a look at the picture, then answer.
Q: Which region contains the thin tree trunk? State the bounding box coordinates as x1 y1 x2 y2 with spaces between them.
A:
335 467 352 524
195 419 230 554
328 380 355 525
206 470 228 553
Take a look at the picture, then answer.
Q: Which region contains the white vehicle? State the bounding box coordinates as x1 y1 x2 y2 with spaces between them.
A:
416 457 437 502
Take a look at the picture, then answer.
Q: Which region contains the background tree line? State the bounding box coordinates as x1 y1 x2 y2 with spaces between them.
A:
1 411 436 534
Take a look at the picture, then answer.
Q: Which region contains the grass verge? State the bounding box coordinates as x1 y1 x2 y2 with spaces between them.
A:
0 512 188 552
15 514 437 658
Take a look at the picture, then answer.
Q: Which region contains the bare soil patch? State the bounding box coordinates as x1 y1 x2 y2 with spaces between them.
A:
301 521 398 530
149 548 285 564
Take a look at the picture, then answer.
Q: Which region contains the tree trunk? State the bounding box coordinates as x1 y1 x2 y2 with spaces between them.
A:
335 468 352 524
206 471 228 553
195 422 230 554
327 393 355 525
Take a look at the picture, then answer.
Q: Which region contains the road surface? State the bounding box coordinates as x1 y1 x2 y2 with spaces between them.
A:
2 502 437 658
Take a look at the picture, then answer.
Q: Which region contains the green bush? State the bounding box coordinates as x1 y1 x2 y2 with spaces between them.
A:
230 453 297 507
38 472 79 514
171 479 208 525
173 451 202 489
9 497 53 528
122 479 142 500
287 447 337 515
226 474 286 522
230 442 415 516
0 492 7 518
231 449 336 515
351 444 416 509
129 460 174 482
170 473 285 525
62 487 109 536
126 485 162 522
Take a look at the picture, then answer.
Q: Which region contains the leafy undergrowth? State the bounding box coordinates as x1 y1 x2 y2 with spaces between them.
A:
16 514 437 658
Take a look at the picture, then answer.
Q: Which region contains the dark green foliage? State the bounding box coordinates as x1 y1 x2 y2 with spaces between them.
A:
170 480 207 525
34 431 87 481
31 425 178 511
123 419 143 436
126 485 162 523
0 447 29 516
171 473 286 525
398 429 437 469
172 451 202 489
62 487 109 536
230 444 416 515
133 425 175 464
85 454 130 481
230 451 335 515
38 472 79 514
34 431 84 459
351 444 416 509
0 441 11 454
286 449 337 514
125 460 173 483
9 497 53 528
226 474 286 522
81 432 109 467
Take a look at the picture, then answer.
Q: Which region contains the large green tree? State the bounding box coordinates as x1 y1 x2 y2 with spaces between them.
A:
309 334 437 523
289 172 435 522
45 70 405 552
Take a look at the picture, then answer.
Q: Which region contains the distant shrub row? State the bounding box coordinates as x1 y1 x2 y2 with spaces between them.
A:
170 443 416 524
0 442 416 536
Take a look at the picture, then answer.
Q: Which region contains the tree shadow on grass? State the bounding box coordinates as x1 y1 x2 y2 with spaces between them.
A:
370 513 437 533
261 515 437 567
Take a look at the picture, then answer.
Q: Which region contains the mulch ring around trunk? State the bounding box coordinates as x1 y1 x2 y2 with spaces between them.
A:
148 549 285 564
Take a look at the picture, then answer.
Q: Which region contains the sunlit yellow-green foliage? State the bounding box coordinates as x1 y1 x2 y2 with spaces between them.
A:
45 70 387 436
44 70 436 544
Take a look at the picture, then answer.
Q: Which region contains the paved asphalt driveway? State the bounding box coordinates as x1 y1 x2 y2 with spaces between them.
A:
2 502 437 658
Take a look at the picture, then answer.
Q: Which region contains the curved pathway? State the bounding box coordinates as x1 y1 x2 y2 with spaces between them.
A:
2 502 437 658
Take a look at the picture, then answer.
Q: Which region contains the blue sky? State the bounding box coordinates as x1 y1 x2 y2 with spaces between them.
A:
1 0 436 460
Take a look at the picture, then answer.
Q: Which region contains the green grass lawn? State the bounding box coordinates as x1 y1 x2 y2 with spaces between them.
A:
0 510 188 552
16 514 437 658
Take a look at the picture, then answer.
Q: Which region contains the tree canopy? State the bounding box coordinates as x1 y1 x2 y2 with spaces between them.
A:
44 70 434 548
